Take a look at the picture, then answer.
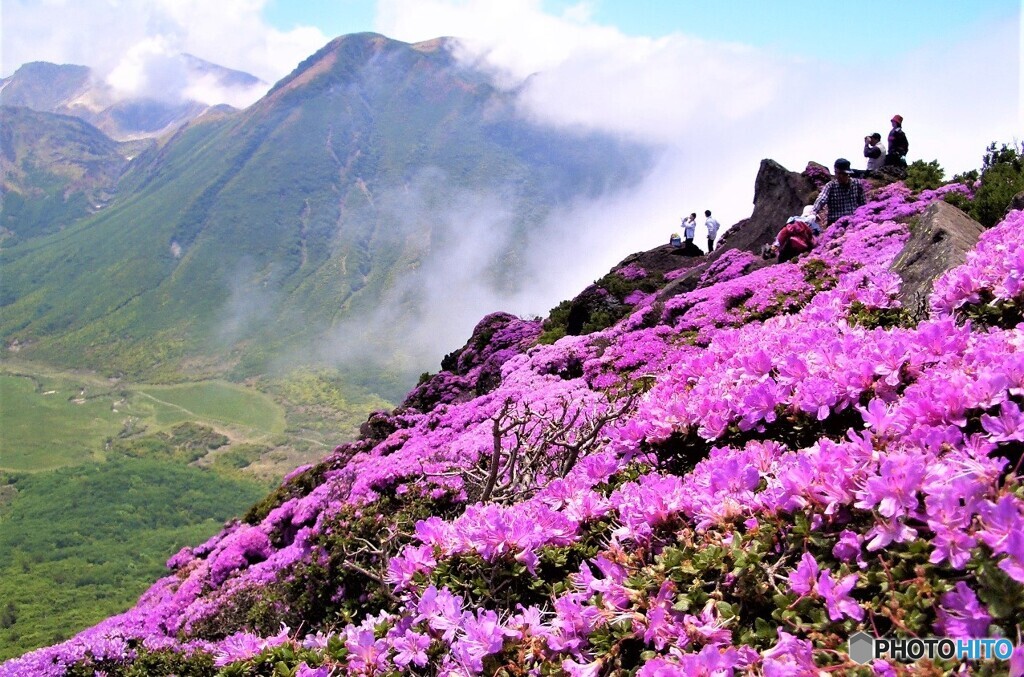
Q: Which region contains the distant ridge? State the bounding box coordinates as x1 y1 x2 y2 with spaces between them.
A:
0 55 266 140
0 33 651 398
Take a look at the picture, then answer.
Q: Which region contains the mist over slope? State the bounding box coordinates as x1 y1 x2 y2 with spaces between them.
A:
0 33 652 399
6 155 1024 674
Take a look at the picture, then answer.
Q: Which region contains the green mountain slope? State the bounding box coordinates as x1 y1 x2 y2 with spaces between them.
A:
0 33 650 396
0 106 141 244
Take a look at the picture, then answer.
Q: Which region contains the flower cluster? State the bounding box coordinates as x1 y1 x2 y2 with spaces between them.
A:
931 209 1024 318
6 181 1023 677
616 262 648 281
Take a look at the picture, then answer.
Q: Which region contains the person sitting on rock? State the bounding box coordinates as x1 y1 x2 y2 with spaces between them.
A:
797 204 822 236
772 216 816 263
813 158 866 226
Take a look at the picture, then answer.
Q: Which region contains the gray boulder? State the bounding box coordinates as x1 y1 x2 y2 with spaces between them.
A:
713 159 820 257
660 159 818 298
891 200 984 308
1008 190 1024 214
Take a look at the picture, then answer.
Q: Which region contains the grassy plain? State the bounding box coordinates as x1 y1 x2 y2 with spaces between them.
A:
0 362 287 472
0 359 390 660
135 381 286 434
0 374 123 470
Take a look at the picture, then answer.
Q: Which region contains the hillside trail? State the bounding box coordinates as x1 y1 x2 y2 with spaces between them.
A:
133 390 329 448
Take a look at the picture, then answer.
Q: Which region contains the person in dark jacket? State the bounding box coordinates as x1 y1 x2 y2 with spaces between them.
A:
885 115 909 167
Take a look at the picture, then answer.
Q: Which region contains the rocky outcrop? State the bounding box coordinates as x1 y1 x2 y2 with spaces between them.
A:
659 160 818 298
401 312 542 411
1009 190 1024 214
891 200 985 307
554 160 822 322
713 159 820 258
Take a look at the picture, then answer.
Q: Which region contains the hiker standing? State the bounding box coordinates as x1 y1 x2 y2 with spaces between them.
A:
863 132 886 175
682 213 697 247
885 115 909 167
704 210 720 254
813 159 866 226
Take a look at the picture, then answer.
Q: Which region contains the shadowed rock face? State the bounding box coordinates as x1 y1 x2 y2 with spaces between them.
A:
1010 190 1024 213
659 159 819 297
714 159 820 258
892 200 985 307
400 312 543 412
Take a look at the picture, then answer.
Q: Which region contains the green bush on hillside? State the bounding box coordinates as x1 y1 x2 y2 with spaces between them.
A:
107 422 228 464
0 458 264 660
972 142 1024 226
946 141 1024 227
904 159 944 190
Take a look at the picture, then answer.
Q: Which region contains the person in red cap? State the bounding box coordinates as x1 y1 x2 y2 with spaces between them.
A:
885 115 909 168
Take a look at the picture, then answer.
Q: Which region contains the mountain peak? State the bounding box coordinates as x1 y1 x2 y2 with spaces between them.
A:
2 55 264 140
266 32 413 98
1 62 92 111
178 53 265 89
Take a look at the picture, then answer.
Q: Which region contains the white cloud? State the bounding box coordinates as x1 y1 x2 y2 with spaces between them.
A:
375 0 1019 259
105 37 189 101
314 168 521 372
2 0 329 107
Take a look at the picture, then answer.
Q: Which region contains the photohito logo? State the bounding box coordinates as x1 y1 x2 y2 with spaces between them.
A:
848 631 1016 664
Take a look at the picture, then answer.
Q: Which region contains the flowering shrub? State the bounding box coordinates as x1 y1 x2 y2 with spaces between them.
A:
697 249 761 288
931 209 1024 326
616 263 648 281
6 178 1024 676
804 162 832 189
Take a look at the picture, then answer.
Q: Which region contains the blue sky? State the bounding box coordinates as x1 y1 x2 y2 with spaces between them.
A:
261 0 1019 63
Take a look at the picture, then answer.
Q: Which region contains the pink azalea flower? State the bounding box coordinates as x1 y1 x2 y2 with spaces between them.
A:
788 553 819 596
817 571 863 621
934 582 991 638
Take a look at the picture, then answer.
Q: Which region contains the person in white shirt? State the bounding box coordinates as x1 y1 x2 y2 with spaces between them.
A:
798 205 821 235
703 210 721 254
682 213 697 247
863 132 886 175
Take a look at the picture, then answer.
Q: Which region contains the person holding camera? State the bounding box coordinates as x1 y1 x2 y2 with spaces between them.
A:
863 132 886 175
682 213 697 247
